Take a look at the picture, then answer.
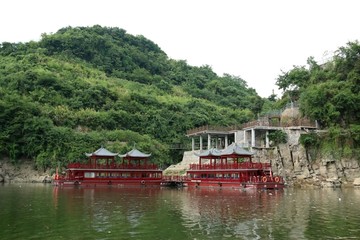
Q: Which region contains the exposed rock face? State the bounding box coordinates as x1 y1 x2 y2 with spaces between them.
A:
258 130 360 188
164 151 198 176
0 160 52 183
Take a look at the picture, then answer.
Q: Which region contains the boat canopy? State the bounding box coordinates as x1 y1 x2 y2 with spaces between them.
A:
221 143 254 156
119 148 151 158
85 147 119 157
195 148 222 157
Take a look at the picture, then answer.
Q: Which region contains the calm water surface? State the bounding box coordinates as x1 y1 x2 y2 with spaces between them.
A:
0 184 359 240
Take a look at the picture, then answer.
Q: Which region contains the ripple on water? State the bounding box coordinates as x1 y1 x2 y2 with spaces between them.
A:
1 185 360 239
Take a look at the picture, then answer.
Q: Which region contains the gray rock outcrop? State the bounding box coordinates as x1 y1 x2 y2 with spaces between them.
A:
0 160 52 183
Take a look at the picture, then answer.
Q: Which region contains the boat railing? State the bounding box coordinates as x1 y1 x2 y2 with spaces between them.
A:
188 162 271 170
67 163 160 170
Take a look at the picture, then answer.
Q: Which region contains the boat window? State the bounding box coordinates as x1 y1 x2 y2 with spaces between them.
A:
110 172 118 177
231 173 239 179
122 173 130 178
84 172 95 178
96 172 107 178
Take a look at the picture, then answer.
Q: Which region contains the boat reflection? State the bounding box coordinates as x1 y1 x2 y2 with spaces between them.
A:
50 187 360 239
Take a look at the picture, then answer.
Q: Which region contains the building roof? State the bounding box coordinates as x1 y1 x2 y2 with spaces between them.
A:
119 148 151 158
85 147 119 157
195 148 222 157
221 143 254 156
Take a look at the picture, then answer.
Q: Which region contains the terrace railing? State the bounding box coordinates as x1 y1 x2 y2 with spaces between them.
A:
187 118 317 135
186 125 240 135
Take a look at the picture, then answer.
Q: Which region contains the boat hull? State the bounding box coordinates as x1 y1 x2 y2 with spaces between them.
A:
53 178 163 187
186 180 284 189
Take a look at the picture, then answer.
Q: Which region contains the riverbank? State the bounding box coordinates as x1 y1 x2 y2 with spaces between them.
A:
0 160 52 183
2 158 360 188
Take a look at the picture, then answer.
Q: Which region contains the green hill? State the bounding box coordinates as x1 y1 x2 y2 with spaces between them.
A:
0 25 262 170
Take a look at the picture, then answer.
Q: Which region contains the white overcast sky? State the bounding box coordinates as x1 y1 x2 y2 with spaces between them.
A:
1 0 360 97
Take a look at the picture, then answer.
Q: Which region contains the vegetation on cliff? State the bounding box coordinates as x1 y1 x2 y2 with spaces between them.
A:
276 41 360 159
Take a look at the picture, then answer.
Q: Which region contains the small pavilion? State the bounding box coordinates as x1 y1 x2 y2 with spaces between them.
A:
194 148 222 169
192 143 254 169
221 142 254 162
118 148 152 168
85 147 118 168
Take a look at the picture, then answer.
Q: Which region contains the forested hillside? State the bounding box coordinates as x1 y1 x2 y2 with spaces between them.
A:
0 25 264 170
2 25 358 171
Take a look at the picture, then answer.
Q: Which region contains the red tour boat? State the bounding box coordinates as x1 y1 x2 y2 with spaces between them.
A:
53 147 163 187
186 143 284 189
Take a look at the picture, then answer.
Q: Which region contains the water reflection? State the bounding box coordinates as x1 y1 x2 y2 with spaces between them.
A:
147 187 360 240
172 188 285 239
51 187 163 238
1 184 360 239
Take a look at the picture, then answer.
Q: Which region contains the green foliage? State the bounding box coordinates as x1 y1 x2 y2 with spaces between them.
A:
268 130 287 145
40 26 167 76
277 41 360 129
300 80 359 128
275 41 360 158
0 25 265 168
299 133 320 149
276 42 359 128
349 124 360 143
300 128 359 160
299 133 321 161
276 66 310 102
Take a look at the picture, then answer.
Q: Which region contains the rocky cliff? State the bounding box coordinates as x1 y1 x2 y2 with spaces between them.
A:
258 142 360 188
0 159 52 183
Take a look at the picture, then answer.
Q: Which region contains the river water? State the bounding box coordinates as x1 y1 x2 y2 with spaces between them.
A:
0 184 359 240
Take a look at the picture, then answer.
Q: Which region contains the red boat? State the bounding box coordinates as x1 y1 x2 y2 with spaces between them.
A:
186 143 284 189
53 147 163 187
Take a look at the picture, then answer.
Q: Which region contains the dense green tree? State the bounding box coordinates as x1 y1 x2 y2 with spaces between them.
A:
299 42 360 128
275 41 360 157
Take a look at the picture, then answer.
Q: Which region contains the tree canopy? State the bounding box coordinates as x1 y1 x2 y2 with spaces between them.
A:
276 41 360 129
0 25 261 169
